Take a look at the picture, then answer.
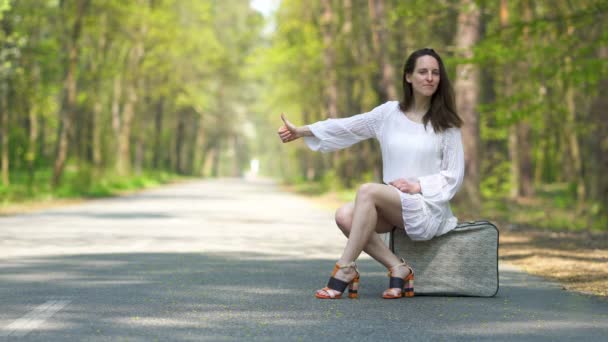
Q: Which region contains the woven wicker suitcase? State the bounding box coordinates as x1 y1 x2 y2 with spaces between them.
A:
390 220 499 297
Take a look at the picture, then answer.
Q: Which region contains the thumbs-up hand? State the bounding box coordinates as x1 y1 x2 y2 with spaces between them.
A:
278 113 300 143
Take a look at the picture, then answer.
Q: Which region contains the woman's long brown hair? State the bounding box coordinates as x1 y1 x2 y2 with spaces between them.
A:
398 48 462 132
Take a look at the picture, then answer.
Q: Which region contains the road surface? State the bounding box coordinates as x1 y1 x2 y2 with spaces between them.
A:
1 178 607 341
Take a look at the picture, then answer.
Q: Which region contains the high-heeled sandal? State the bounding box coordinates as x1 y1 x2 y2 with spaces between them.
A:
382 258 414 299
315 262 360 299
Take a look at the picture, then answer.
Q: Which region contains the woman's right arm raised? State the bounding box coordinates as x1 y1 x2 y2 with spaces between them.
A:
280 102 390 152
278 113 313 143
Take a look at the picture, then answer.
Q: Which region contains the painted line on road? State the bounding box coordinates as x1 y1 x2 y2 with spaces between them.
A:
1 298 71 338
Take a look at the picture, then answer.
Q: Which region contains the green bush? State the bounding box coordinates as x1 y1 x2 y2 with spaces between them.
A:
0 166 185 208
480 160 510 199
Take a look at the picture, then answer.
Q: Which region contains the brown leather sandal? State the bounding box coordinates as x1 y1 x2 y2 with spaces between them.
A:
315 262 360 299
382 259 414 299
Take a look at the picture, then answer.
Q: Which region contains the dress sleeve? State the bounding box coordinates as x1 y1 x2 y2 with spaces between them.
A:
417 128 465 203
303 102 390 153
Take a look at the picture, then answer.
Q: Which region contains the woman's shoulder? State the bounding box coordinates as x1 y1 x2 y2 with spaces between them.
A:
385 100 400 110
360 101 399 120
371 101 400 116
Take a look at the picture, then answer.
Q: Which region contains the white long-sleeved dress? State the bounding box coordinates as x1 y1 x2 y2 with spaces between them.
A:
304 101 465 241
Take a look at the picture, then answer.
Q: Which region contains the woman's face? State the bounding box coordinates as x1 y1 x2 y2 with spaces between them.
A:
406 55 440 98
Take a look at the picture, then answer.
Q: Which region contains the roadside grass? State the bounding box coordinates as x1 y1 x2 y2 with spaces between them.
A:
0 167 188 214
456 183 605 232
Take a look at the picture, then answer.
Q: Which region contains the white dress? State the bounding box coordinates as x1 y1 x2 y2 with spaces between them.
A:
304 101 465 241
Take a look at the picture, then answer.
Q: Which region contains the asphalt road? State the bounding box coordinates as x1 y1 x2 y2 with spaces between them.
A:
0 178 607 341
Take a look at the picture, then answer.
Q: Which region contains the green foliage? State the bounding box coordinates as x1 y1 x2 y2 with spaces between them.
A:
1 0 606 231
480 160 511 199
320 169 342 192
455 195 605 233
0 0 10 17
1 0 264 205
290 181 327 196
259 0 608 231
0 165 184 206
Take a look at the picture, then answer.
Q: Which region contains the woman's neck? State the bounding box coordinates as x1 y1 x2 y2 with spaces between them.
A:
408 95 431 116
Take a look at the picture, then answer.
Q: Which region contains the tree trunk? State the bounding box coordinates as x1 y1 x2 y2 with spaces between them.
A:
116 80 136 175
342 0 352 36
518 121 534 196
301 109 316 180
134 133 144 176
320 0 341 171
92 99 102 169
39 115 48 163
52 0 90 188
231 134 240 177
111 75 121 143
153 97 164 169
342 0 356 115
212 141 221 177
134 76 147 175
587 46 608 216
74 96 88 167
1 83 8 186
175 111 185 174
91 13 107 172
193 111 205 176
454 0 481 208
203 144 215 177
534 137 545 185
501 0 520 199
368 0 398 101
116 25 145 176
508 124 520 198
518 0 534 197
564 57 585 209
320 0 338 118
184 114 195 174
27 65 41 188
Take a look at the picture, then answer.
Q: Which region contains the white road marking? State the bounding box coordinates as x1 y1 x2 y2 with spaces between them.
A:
1 299 71 338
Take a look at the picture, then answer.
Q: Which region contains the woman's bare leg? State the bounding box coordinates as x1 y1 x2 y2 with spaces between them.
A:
338 183 404 264
317 184 410 297
335 202 401 269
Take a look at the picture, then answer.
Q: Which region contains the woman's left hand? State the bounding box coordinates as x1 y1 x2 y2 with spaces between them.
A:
389 179 421 194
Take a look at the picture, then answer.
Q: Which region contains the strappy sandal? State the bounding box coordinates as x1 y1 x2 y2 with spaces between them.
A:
382 258 414 299
315 262 360 299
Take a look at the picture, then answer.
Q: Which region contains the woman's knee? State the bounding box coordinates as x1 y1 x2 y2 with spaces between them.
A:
335 204 353 233
356 183 379 203
356 183 404 229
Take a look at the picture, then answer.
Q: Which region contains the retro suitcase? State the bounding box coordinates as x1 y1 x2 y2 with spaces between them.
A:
390 220 499 297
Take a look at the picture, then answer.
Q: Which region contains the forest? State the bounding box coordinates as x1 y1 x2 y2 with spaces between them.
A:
0 0 606 230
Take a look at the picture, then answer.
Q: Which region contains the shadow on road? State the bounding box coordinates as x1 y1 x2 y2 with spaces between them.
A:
2 252 607 341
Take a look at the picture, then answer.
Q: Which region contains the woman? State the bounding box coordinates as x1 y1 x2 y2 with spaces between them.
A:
277 48 465 299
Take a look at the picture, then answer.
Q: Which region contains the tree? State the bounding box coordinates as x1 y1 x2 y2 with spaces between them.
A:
52 0 90 187
368 0 397 101
454 0 481 208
